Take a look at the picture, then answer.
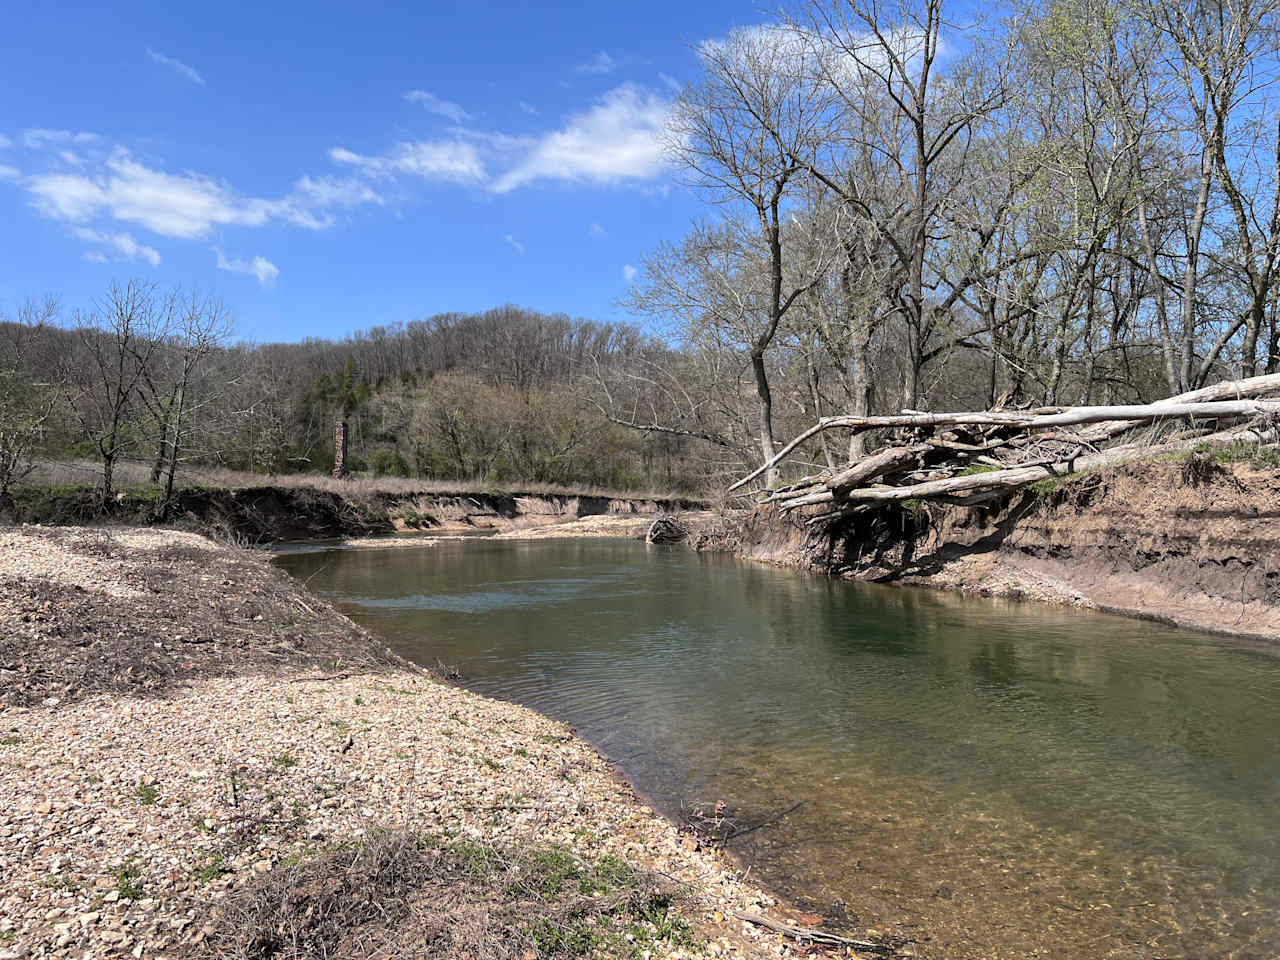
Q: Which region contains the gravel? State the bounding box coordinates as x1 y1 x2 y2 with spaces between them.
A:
0 526 797 960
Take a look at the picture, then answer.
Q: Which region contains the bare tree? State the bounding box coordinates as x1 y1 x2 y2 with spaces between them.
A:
0 297 60 507
62 280 173 503
664 25 834 484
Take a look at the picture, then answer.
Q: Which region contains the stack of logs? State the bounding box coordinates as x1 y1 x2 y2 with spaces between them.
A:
731 373 1280 523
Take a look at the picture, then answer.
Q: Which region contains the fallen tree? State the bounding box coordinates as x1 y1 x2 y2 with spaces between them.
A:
730 374 1280 519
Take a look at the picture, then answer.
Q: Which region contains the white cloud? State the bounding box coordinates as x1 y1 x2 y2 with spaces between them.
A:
0 134 11 149
622 264 638 282
71 227 161 266
23 129 98 149
292 174 384 208
146 47 205 86
0 164 19 181
83 250 108 264
589 223 607 237
503 234 525 254
491 84 671 193
21 147 380 238
215 248 279 288
517 100 539 116
329 141 485 184
403 90 470 123
575 50 617 74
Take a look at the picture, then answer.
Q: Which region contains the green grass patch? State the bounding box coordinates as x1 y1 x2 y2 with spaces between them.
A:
135 783 159 805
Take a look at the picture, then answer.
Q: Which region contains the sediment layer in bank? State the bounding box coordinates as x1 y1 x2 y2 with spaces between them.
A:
718 456 1280 643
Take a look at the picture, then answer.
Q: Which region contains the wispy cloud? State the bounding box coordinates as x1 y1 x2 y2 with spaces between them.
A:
23 129 98 149
215 248 279 287
589 223 607 237
517 100 539 116
22 146 378 238
575 50 617 74
330 141 485 184
0 164 19 181
71 226 161 266
0 134 11 149
622 264 638 282
503 234 525 254
403 90 470 123
83 250 108 264
490 84 671 193
146 47 205 86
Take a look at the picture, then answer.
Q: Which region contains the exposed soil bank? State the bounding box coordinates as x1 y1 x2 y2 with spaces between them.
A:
6 483 702 544
713 457 1280 643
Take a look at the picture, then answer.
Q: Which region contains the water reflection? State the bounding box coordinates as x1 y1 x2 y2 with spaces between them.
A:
278 539 1280 959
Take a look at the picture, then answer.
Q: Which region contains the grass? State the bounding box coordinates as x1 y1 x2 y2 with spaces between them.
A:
191 852 232 884
1187 438 1280 468
114 860 144 900
272 752 298 769
198 829 696 960
135 782 159 805
22 457 700 505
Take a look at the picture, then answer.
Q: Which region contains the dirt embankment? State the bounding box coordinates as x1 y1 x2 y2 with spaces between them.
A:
715 457 1280 642
7 484 703 544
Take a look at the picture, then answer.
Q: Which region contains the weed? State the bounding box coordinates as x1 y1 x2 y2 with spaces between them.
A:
0 735 19 747
513 747 528 758
191 852 230 884
273 752 298 769
114 861 144 900
135 783 159 806
479 755 502 771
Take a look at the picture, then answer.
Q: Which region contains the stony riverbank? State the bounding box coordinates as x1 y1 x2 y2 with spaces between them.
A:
0 526 836 960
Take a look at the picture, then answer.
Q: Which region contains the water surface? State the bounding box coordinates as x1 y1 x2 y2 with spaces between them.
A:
277 538 1280 959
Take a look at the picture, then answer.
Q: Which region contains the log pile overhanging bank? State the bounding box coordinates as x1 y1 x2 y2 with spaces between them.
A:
730 374 1280 521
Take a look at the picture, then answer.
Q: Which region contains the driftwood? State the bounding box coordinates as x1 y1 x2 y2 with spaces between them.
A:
730 373 1280 516
733 911 899 955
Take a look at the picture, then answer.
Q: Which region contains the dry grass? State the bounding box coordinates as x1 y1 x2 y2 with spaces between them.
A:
24 458 700 504
198 828 696 960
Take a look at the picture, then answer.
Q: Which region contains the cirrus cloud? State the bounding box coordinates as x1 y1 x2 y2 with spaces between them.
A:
146 47 205 86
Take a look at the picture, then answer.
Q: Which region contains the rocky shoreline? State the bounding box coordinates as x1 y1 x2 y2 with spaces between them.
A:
0 525 814 960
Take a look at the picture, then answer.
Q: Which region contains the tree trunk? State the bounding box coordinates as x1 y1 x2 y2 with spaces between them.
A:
751 352 778 486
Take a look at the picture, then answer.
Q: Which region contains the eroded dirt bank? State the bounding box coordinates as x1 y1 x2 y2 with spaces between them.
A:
8 484 702 544
713 457 1280 643
0 526 816 960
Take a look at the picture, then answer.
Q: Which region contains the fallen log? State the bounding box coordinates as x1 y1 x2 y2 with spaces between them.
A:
731 372 1280 492
778 422 1279 513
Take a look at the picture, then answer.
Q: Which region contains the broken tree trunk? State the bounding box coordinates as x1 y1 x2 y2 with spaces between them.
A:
731 373 1280 493
731 373 1280 517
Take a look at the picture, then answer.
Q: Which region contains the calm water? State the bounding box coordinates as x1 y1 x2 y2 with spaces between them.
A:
277 538 1280 959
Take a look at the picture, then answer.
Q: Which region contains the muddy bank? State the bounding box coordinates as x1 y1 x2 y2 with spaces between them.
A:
7 483 702 544
712 457 1280 644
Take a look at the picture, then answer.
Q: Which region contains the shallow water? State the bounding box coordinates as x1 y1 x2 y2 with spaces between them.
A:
277 538 1280 959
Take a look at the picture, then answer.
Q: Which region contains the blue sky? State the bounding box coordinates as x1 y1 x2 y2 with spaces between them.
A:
0 0 766 340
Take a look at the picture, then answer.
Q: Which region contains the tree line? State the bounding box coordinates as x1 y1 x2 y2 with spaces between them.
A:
0 284 712 503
